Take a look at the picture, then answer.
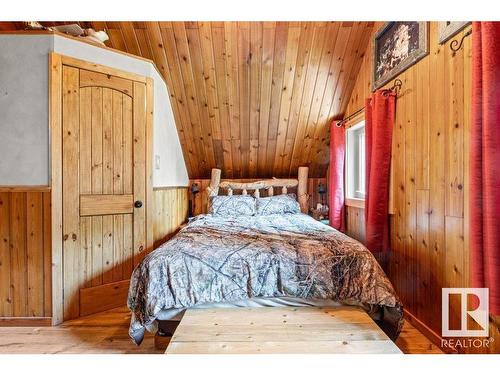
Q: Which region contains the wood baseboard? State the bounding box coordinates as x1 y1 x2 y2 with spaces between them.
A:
403 308 456 354
0 317 52 327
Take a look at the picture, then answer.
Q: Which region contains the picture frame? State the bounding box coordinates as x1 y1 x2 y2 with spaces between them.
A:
438 21 471 44
372 22 429 91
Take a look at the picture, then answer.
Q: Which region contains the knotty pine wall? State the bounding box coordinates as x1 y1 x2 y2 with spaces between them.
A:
345 206 365 243
0 187 188 320
0 190 52 319
153 187 189 248
189 178 328 216
345 22 499 353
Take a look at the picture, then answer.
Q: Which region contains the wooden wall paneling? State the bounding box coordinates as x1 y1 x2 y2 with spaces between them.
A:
288 24 328 176
308 24 352 177
415 189 430 323
256 25 275 177
329 23 362 123
445 36 464 218
462 26 472 294
119 21 141 57
0 193 12 317
338 23 373 114
0 190 52 320
265 22 288 177
416 46 430 190
134 28 154 61
106 27 127 52
224 22 242 178
26 192 44 317
427 23 446 335
42 193 52 317
283 23 314 174
160 24 200 178
212 25 234 177
273 24 301 176
345 206 365 243
152 188 188 248
342 23 489 352
237 23 251 178
248 22 262 178
173 22 209 177
185 24 217 171
404 70 417 314
199 22 223 144
444 216 465 328
392 70 406 303
300 23 339 169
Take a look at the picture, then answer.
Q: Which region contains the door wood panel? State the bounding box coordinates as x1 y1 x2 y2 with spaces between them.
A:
80 195 134 216
61 60 150 320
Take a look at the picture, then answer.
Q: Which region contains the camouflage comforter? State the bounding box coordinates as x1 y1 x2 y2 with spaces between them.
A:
128 213 403 344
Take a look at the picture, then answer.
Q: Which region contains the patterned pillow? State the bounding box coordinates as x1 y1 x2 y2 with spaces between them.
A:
255 194 300 215
208 195 256 216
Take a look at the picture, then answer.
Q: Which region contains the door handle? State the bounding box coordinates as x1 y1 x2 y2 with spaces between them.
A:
134 200 143 208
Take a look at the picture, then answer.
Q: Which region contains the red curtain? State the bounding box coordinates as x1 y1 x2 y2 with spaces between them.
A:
329 120 345 231
364 91 396 253
470 22 500 315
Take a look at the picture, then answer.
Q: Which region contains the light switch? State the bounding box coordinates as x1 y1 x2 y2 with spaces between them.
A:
155 155 160 170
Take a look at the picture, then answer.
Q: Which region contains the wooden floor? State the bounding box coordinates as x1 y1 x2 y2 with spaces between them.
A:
0 306 442 354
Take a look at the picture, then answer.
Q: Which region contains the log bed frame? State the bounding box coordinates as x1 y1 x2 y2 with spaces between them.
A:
156 166 401 353
205 166 310 213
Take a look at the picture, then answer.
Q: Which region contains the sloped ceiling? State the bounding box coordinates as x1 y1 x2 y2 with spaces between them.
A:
1 21 374 179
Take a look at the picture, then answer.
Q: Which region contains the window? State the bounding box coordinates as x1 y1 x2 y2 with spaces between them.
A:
346 120 366 200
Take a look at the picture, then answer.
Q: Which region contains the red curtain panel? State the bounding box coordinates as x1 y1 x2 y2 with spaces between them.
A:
471 22 500 315
364 91 396 253
329 120 345 231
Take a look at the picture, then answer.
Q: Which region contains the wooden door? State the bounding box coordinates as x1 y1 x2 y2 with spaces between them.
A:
61 61 151 320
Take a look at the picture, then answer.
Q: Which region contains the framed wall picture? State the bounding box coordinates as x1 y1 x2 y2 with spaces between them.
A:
372 22 429 91
438 21 471 44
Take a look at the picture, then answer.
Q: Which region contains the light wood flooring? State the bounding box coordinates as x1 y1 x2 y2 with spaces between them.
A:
0 306 443 354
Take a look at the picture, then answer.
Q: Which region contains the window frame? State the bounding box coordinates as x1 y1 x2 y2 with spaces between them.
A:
345 118 366 206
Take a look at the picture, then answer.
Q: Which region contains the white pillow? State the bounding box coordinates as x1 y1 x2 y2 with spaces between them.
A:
255 194 300 215
208 195 256 216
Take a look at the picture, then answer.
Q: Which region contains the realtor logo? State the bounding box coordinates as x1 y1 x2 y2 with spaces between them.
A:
442 288 489 337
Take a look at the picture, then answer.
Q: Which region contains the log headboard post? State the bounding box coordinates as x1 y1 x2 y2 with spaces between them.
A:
206 168 221 210
297 166 309 214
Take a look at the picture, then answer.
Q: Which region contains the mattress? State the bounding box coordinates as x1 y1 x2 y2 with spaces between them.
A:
155 296 371 321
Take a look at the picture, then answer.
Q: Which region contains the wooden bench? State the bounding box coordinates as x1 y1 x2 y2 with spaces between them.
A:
165 306 402 354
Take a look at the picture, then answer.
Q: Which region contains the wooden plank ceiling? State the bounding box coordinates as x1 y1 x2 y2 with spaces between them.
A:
2 21 373 179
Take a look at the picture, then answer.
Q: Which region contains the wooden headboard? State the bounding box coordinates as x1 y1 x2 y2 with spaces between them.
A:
205 167 309 213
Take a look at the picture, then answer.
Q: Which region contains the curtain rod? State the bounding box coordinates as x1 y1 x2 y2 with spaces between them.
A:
336 78 403 127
